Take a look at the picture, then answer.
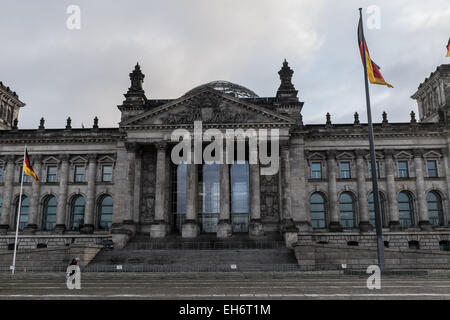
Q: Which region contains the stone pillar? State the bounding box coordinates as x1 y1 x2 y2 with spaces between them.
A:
24 155 42 234
217 162 232 238
290 140 311 232
327 150 341 231
249 161 264 237
356 150 372 232
0 155 15 234
413 149 431 230
55 154 70 233
112 144 127 226
81 154 97 234
182 163 199 238
123 143 136 225
385 149 401 230
150 142 169 238
133 148 143 224
280 142 297 246
442 146 450 225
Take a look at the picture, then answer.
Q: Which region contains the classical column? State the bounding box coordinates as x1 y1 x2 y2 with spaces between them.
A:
442 146 450 225
356 150 372 232
81 154 97 234
150 142 169 238
249 160 264 236
123 143 136 224
384 149 401 230
182 162 199 238
217 162 232 238
413 149 431 230
133 148 143 224
24 155 42 233
55 154 70 233
111 144 127 227
290 140 310 232
0 155 15 234
327 150 341 231
280 143 293 227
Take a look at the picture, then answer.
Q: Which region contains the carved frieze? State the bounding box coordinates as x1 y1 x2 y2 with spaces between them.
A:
260 172 280 221
139 150 157 223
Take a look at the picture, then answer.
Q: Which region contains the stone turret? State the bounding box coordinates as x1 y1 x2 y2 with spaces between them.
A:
0 81 25 130
411 63 450 123
118 63 148 121
274 59 304 120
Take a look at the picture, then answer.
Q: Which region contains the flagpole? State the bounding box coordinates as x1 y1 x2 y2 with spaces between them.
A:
359 8 385 271
11 144 26 275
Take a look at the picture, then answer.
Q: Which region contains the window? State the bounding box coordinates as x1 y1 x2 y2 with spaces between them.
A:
231 161 250 233
439 241 450 251
70 195 85 230
368 192 386 227
98 195 113 229
368 161 380 179
408 240 420 250
200 163 220 233
172 163 187 232
74 165 85 182
398 161 409 178
427 160 438 178
311 162 322 179
15 196 29 230
0 166 3 182
427 191 444 226
340 162 351 179
310 193 326 229
398 191 414 227
102 165 113 182
46 165 57 182
19 166 31 183
0 197 2 215
339 193 355 228
42 196 57 231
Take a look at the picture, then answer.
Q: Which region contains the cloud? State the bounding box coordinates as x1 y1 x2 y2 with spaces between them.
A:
0 0 448 129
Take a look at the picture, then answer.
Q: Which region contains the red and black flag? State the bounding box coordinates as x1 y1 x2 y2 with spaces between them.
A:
23 148 39 182
446 38 450 57
357 17 393 88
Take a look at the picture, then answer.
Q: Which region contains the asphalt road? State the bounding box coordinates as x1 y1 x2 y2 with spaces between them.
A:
0 272 450 300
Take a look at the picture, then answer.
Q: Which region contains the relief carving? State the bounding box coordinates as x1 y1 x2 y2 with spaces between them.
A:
140 151 157 223
260 172 280 221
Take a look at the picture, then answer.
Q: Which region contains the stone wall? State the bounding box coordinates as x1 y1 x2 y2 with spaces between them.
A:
294 242 450 270
298 231 450 251
0 234 111 250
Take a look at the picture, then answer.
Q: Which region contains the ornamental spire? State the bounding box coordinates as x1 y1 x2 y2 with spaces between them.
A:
276 59 298 103
129 62 145 92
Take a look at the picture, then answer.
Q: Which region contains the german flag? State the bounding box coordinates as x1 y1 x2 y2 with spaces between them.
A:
358 17 393 88
24 148 39 182
446 38 450 57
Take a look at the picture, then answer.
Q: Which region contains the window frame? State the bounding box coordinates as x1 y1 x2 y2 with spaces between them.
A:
310 193 327 229
426 160 438 178
46 165 58 183
310 162 322 180
74 165 85 183
101 164 113 182
397 161 409 178
42 196 57 231
339 161 351 179
339 192 356 228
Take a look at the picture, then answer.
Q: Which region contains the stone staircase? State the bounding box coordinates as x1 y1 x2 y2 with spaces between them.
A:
88 233 300 272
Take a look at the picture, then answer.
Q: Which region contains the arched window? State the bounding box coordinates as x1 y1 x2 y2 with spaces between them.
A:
339 192 355 228
398 191 414 227
368 192 386 227
427 191 444 226
42 196 57 231
15 196 29 230
98 195 113 229
310 193 326 229
70 195 85 230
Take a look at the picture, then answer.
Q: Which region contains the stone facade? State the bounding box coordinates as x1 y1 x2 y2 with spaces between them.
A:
0 62 450 254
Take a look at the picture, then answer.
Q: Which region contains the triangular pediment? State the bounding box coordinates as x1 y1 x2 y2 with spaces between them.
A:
120 87 295 128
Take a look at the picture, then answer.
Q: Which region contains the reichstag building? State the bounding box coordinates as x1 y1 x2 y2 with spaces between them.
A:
0 61 449 252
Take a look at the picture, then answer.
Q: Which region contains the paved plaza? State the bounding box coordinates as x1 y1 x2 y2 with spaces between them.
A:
0 272 450 300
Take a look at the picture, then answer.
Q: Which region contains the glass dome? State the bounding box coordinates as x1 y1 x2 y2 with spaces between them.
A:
185 80 259 98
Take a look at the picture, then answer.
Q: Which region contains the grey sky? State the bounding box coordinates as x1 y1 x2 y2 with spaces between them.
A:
1 0 449 129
